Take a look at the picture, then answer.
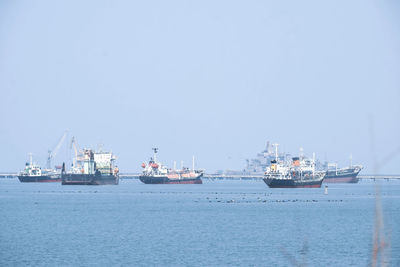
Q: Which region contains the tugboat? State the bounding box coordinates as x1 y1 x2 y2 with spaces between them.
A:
18 154 61 183
263 147 325 188
139 148 203 184
61 148 119 185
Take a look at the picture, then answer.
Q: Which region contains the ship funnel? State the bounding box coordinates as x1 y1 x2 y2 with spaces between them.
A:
292 157 300 167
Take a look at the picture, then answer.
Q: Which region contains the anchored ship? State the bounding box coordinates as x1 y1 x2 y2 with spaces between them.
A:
139 148 203 184
18 154 61 183
263 147 325 188
18 131 69 183
324 164 363 183
62 148 119 185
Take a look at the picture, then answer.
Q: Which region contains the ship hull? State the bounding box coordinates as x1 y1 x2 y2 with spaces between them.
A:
323 169 361 184
263 178 323 188
61 173 119 185
139 174 203 184
18 175 61 183
323 175 359 183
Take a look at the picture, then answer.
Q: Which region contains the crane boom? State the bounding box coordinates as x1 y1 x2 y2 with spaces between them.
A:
70 136 82 167
70 136 78 158
47 130 68 169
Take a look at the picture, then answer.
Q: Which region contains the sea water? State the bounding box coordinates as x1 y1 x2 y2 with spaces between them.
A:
0 178 399 266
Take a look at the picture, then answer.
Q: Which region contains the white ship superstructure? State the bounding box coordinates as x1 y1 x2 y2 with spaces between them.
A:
263 146 325 188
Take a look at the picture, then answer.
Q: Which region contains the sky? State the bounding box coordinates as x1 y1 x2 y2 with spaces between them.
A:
0 0 399 174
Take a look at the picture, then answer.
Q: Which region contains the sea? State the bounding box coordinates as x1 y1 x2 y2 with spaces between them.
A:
0 178 399 266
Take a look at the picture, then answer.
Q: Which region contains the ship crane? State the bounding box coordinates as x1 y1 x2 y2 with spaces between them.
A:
47 130 68 169
70 136 84 168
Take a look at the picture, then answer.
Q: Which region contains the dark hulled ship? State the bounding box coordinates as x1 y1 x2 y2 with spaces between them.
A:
139 148 203 184
263 152 325 188
18 154 61 183
61 149 119 185
323 165 362 183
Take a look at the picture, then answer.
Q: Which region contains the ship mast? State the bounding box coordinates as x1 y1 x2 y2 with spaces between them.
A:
312 152 315 177
272 143 279 162
299 147 304 160
152 148 158 163
350 153 353 167
192 155 195 171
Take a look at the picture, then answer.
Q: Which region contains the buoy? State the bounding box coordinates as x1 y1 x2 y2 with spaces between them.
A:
324 185 328 195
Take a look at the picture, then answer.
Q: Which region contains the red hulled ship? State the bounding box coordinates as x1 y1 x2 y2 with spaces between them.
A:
139 148 203 184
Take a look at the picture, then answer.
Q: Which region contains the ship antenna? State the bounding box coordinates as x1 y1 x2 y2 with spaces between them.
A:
299 146 304 159
350 153 353 167
312 152 316 177
152 148 158 162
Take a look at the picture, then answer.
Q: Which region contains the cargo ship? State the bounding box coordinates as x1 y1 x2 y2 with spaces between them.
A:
323 164 363 183
139 148 203 184
61 148 119 185
263 147 325 188
242 141 324 176
18 154 61 183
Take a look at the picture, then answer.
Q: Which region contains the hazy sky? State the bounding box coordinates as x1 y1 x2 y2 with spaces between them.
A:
1 0 399 174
